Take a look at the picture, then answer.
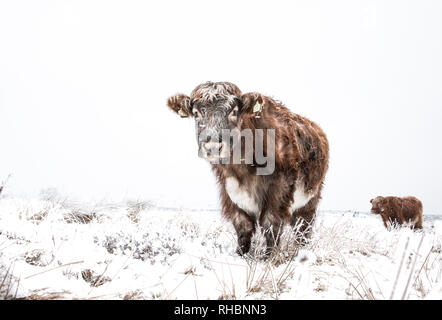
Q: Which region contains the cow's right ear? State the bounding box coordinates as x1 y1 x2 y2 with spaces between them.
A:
370 199 373 204
167 94 192 118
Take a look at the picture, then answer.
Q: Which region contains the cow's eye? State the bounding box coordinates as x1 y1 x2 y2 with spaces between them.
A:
228 106 238 123
193 109 202 118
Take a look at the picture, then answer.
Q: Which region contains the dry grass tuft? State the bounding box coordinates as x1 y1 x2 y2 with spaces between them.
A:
239 222 313 298
122 289 145 300
18 289 71 300
64 210 97 224
0 263 20 299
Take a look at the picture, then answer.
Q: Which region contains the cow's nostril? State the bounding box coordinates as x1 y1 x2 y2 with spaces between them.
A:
203 142 223 156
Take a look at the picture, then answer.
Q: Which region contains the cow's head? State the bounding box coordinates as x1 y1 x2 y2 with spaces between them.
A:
370 196 385 214
167 82 261 163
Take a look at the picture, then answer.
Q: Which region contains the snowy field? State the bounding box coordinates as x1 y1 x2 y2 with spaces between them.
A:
0 194 441 300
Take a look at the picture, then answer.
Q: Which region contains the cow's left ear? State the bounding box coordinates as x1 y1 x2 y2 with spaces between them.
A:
167 94 192 118
240 92 265 115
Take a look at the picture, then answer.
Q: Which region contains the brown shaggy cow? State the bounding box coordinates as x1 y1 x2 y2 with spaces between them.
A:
370 196 423 230
167 82 329 255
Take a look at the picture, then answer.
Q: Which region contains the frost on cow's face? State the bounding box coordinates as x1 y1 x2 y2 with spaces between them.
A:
166 82 245 164
191 97 241 163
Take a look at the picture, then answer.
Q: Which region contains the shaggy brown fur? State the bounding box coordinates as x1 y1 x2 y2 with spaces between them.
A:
167 82 329 255
370 196 423 230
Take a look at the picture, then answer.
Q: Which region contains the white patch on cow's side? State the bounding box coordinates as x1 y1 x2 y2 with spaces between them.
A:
225 177 259 218
289 181 316 213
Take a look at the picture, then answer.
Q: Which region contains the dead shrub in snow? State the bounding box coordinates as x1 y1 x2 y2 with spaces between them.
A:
99 231 182 263
122 289 145 300
24 249 54 267
126 201 153 223
64 210 97 224
81 268 111 287
29 210 49 224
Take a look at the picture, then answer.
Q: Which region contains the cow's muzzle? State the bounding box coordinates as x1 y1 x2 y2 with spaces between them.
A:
200 141 230 162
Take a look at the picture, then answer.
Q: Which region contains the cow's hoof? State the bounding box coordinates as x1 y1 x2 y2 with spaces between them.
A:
236 245 250 256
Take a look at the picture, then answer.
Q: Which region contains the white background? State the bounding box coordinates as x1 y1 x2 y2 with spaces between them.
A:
1 0 441 213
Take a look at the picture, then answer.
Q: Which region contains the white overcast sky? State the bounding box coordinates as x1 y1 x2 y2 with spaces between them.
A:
1 0 441 213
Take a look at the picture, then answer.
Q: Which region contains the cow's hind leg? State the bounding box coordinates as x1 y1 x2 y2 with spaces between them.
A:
232 209 256 256
290 195 319 246
413 214 423 230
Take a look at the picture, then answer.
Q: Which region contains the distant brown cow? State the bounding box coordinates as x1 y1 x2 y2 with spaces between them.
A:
370 196 423 230
167 82 329 255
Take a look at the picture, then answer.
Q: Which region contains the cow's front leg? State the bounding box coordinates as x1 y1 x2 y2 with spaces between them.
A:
231 209 256 256
260 211 284 254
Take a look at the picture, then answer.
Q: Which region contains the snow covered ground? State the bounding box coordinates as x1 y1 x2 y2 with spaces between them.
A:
0 194 441 300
